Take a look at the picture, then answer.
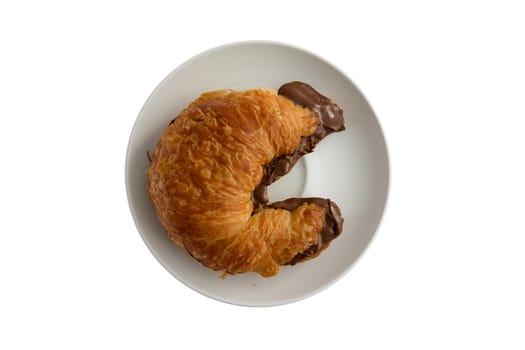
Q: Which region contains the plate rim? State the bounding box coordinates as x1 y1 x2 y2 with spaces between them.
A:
125 39 391 307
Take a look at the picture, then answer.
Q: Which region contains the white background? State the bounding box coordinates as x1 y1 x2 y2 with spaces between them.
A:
1 1 524 349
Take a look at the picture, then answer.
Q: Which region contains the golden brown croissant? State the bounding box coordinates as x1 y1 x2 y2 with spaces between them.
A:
147 82 345 277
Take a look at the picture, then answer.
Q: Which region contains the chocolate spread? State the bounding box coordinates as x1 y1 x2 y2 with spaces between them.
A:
271 197 344 265
251 81 346 264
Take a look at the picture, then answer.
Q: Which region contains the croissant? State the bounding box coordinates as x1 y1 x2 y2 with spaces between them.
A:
147 82 345 277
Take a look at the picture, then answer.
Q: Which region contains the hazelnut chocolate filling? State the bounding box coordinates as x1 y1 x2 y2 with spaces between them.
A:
251 81 346 264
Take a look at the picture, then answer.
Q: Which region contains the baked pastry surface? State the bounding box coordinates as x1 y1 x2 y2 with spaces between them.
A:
147 85 343 277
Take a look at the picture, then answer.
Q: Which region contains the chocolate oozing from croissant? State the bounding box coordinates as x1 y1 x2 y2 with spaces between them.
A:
251 81 346 264
271 197 343 265
148 82 346 276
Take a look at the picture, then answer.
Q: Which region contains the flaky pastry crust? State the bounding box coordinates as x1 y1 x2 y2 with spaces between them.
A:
147 89 330 277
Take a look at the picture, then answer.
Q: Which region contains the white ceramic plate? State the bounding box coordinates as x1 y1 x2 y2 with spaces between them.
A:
126 41 389 306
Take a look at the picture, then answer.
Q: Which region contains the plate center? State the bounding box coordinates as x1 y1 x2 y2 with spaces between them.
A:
267 157 307 202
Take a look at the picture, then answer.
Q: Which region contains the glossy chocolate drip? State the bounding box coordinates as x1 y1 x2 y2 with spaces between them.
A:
278 81 345 132
251 82 345 208
250 81 346 264
271 198 344 265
